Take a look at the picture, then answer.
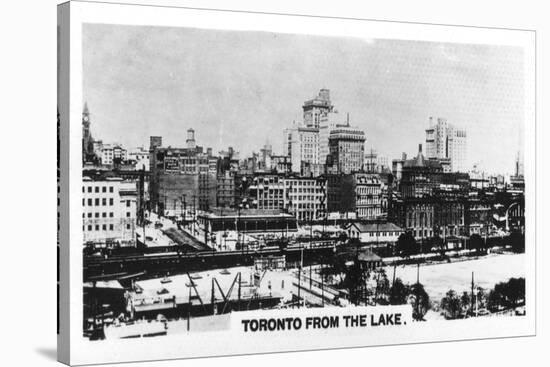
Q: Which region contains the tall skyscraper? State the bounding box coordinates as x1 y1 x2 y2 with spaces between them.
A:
515 150 524 177
425 117 467 172
327 119 366 174
284 123 320 173
302 88 333 128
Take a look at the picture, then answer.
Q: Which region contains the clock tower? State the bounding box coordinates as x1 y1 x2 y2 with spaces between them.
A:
82 102 94 159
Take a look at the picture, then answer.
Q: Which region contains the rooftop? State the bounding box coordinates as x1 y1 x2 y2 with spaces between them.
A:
349 222 403 233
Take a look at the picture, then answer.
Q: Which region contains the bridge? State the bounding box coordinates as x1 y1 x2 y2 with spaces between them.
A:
84 242 338 282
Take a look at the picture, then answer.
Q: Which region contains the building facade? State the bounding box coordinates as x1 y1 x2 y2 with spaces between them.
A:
100 144 127 166
149 133 218 213
425 117 467 173
327 123 366 174
82 177 137 246
284 176 327 222
347 222 404 244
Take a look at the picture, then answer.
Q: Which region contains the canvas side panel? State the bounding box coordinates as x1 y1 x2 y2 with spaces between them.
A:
57 2 70 365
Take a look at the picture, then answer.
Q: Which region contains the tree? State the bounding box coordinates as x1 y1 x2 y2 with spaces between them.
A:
409 282 430 321
396 231 419 258
440 290 462 319
389 278 409 305
320 254 348 286
343 260 368 306
460 291 471 315
487 277 525 311
373 269 391 305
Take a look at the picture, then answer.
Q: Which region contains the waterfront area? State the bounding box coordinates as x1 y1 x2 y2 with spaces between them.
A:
78 24 527 340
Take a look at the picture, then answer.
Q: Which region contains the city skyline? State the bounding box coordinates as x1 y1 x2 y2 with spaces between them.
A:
83 23 525 175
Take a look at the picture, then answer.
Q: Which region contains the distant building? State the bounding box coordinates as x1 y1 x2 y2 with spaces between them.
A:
259 142 273 172
364 148 378 173
326 173 383 220
100 144 127 166
302 88 333 129
400 144 443 198
127 147 150 171
149 132 217 213
284 89 347 176
82 177 137 247
347 222 404 244
284 176 327 222
391 152 407 183
248 174 286 211
216 170 235 208
284 124 320 173
327 122 366 174
197 208 298 238
425 117 467 172
270 155 292 174
82 103 98 163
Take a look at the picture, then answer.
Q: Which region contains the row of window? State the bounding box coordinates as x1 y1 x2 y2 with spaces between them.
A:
82 212 133 218
83 212 114 218
82 198 133 207
366 231 400 237
83 223 132 231
83 198 113 206
83 185 115 193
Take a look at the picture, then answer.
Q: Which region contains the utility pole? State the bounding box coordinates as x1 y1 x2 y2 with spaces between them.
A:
415 262 420 320
471 271 475 317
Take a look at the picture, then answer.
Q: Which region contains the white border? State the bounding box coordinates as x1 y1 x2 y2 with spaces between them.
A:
67 1 536 365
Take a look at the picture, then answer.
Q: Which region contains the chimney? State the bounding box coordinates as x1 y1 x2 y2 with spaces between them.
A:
419 144 423 154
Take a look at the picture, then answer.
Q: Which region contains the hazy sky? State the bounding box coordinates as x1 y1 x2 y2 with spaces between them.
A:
83 23 525 175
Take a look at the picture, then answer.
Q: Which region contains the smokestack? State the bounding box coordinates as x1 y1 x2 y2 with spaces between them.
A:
419 144 423 154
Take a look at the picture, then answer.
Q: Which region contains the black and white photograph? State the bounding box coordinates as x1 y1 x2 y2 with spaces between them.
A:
54 1 537 365
81 21 528 331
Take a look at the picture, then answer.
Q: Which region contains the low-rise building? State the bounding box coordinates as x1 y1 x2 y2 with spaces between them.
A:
284 176 326 222
326 173 383 220
100 144 127 166
347 222 404 244
82 177 137 247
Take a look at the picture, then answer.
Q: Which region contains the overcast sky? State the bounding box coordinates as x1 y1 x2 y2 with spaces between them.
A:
83 23 525 175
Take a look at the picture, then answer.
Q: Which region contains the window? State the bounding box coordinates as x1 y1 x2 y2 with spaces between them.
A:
126 212 131 218
95 187 99 193
102 186 106 193
95 225 99 231
102 224 107 231
126 200 131 207
109 224 114 230
109 198 114 206
109 186 113 193
109 212 114 218
126 224 131 230
88 187 92 193
88 225 92 231
102 198 106 206
87 213 92 218
88 198 92 206
95 213 99 218
102 212 106 218
82 198 85 206
95 198 99 206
